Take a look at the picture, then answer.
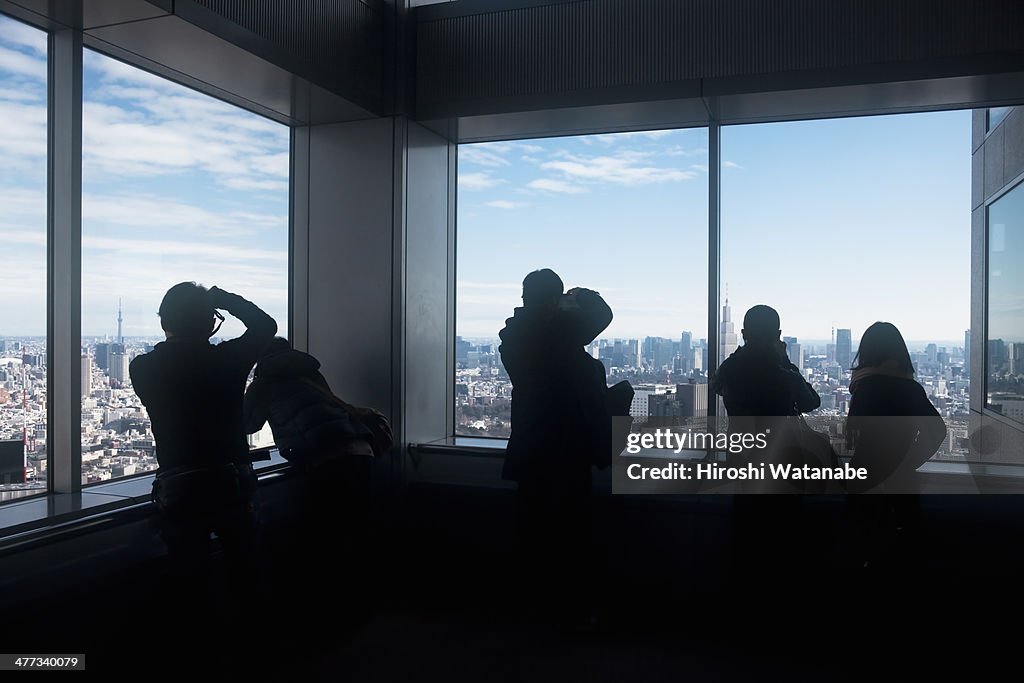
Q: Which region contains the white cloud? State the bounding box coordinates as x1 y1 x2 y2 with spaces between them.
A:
590 130 678 145
540 152 697 185
0 188 46 219
0 46 45 80
459 147 510 168
724 161 742 168
82 234 287 262
484 200 527 210
78 54 289 191
0 229 46 246
82 193 285 236
224 177 290 192
666 146 708 157
247 152 290 177
458 172 502 190
527 178 587 194
0 18 47 55
0 87 43 103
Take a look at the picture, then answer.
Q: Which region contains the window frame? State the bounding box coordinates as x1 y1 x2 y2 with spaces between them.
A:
983 169 1024 430
450 121 720 443
449 112 990 463
0 9 295 510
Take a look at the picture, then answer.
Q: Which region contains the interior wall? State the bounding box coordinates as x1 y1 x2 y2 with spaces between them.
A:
298 116 456 491
403 122 454 445
305 117 398 419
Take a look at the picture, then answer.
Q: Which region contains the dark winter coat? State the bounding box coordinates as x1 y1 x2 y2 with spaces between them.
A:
243 349 371 463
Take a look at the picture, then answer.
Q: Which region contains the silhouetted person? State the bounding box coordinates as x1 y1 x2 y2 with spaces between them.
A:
243 337 377 631
500 269 612 623
711 304 820 419
130 282 276 650
710 304 821 590
845 322 946 572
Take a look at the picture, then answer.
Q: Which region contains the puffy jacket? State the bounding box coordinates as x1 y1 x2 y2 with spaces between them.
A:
243 349 371 460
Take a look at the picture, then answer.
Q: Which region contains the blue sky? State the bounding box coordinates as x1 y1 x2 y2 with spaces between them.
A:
458 112 972 346
1 15 289 340
2 13 973 348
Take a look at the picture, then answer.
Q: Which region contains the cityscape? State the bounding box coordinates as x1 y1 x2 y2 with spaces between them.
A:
455 300 973 463
0 308 275 501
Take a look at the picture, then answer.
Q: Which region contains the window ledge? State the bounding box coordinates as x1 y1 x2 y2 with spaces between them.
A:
410 437 508 457
0 449 291 545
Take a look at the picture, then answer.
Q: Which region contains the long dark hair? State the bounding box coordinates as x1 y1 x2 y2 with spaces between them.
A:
851 322 914 375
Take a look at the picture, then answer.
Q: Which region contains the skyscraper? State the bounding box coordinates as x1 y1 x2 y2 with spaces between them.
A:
94 342 110 371
653 338 674 371
675 380 708 417
109 350 129 385
681 331 692 354
837 328 852 370
965 329 971 377
81 355 92 398
783 336 803 370
720 298 738 363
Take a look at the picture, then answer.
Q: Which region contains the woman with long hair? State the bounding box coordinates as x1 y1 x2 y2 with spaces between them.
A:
847 322 946 488
845 322 946 570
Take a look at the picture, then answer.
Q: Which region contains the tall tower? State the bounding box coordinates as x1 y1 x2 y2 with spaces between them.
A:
783 336 803 370
836 328 853 371
719 289 738 363
964 329 971 378
117 298 123 345
81 354 92 398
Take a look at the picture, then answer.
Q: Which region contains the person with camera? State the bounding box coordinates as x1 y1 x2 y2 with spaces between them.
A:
710 304 820 419
710 304 824 597
129 281 277 651
499 268 613 624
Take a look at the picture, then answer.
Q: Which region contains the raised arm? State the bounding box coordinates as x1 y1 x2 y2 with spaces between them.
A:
209 286 278 341
563 287 613 346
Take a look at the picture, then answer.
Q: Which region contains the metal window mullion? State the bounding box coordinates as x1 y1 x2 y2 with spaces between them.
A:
47 28 82 495
707 121 721 420
448 132 457 439
290 126 310 352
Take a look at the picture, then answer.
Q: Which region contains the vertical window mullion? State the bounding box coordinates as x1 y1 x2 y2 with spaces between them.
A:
47 28 83 495
707 120 721 421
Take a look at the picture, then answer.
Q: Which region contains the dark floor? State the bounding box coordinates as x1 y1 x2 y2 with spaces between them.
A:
5 482 1024 679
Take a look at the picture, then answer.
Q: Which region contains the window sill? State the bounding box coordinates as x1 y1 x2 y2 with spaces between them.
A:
0 449 291 546
410 437 508 457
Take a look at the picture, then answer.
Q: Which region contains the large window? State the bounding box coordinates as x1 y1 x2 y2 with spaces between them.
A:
455 114 975 464
456 129 710 437
721 112 972 461
987 179 1024 424
79 51 290 484
0 15 47 501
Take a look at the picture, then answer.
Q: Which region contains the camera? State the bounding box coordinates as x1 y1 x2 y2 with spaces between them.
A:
557 292 579 312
